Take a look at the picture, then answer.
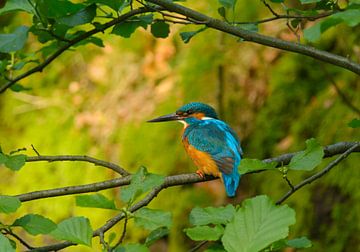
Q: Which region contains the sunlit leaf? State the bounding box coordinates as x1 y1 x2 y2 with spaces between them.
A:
13 214 57 235
0 195 21 214
222 195 296 252
0 234 15 252
76 193 116 210
114 243 149 252
288 138 324 171
4 154 26 170
238 158 277 174
184 225 224 241
0 26 29 53
189 204 235 225
120 167 165 204
134 208 172 231
50 217 93 246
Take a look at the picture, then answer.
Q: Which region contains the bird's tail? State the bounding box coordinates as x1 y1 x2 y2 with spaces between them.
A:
222 170 241 197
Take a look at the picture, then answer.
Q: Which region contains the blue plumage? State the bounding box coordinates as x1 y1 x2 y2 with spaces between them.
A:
184 118 242 197
148 102 243 197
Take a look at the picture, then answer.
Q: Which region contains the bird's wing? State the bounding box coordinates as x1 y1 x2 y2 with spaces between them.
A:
184 119 242 175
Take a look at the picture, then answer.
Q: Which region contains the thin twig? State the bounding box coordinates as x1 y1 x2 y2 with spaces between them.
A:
99 231 110 252
26 155 129 176
31 144 41 156
261 0 279 17
113 212 128 249
321 65 360 116
276 142 360 205
4 229 34 249
188 240 208 252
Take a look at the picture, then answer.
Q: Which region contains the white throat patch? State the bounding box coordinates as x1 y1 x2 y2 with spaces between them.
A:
201 117 214 120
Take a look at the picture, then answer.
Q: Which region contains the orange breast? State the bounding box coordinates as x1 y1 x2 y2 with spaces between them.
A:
182 137 221 177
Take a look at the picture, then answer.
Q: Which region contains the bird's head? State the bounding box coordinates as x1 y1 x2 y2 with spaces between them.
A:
147 102 218 125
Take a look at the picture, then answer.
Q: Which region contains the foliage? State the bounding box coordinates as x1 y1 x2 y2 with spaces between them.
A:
0 0 359 251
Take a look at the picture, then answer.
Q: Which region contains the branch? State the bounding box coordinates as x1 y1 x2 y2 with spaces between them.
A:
16 176 131 202
24 141 359 251
16 142 359 203
0 7 159 94
146 0 360 75
276 142 360 205
26 155 130 176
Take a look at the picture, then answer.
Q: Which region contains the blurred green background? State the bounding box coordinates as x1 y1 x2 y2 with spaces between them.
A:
0 1 359 251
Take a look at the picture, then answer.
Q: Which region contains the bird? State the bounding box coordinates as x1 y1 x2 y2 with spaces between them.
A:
148 102 242 197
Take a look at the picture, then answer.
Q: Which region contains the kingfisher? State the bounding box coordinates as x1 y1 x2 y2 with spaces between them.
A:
148 102 242 197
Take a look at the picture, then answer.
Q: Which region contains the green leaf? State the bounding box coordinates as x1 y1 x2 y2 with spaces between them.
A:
134 208 172 231
0 0 33 15
145 227 169 246
189 204 235 225
120 167 165 204
219 0 237 9
304 7 360 42
13 214 57 235
237 23 258 32
4 154 26 171
114 243 150 252
151 21 170 38
0 234 15 252
222 195 296 252
9 83 31 92
37 0 84 19
238 159 277 174
288 138 324 171
50 216 93 246
180 27 206 44
57 4 97 27
0 26 29 53
0 195 21 214
287 236 312 248
299 0 322 3
112 18 149 38
205 243 226 252
218 7 226 19
76 193 116 210
86 0 125 11
348 118 360 128
332 8 360 27
185 225 224 241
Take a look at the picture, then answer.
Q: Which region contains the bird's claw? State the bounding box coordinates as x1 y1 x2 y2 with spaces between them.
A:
196 170 205 179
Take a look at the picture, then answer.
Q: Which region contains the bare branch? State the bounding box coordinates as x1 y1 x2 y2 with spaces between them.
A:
16 176 131 202
146 0 360 75
26 155 129 176
276 142 360 205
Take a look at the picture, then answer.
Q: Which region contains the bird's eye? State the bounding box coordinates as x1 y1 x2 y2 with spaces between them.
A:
186 109 193 114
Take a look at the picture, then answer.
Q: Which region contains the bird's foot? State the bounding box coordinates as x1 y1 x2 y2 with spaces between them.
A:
196 170 205 179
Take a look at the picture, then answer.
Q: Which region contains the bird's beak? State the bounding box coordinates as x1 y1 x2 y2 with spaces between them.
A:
147 113 182 123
